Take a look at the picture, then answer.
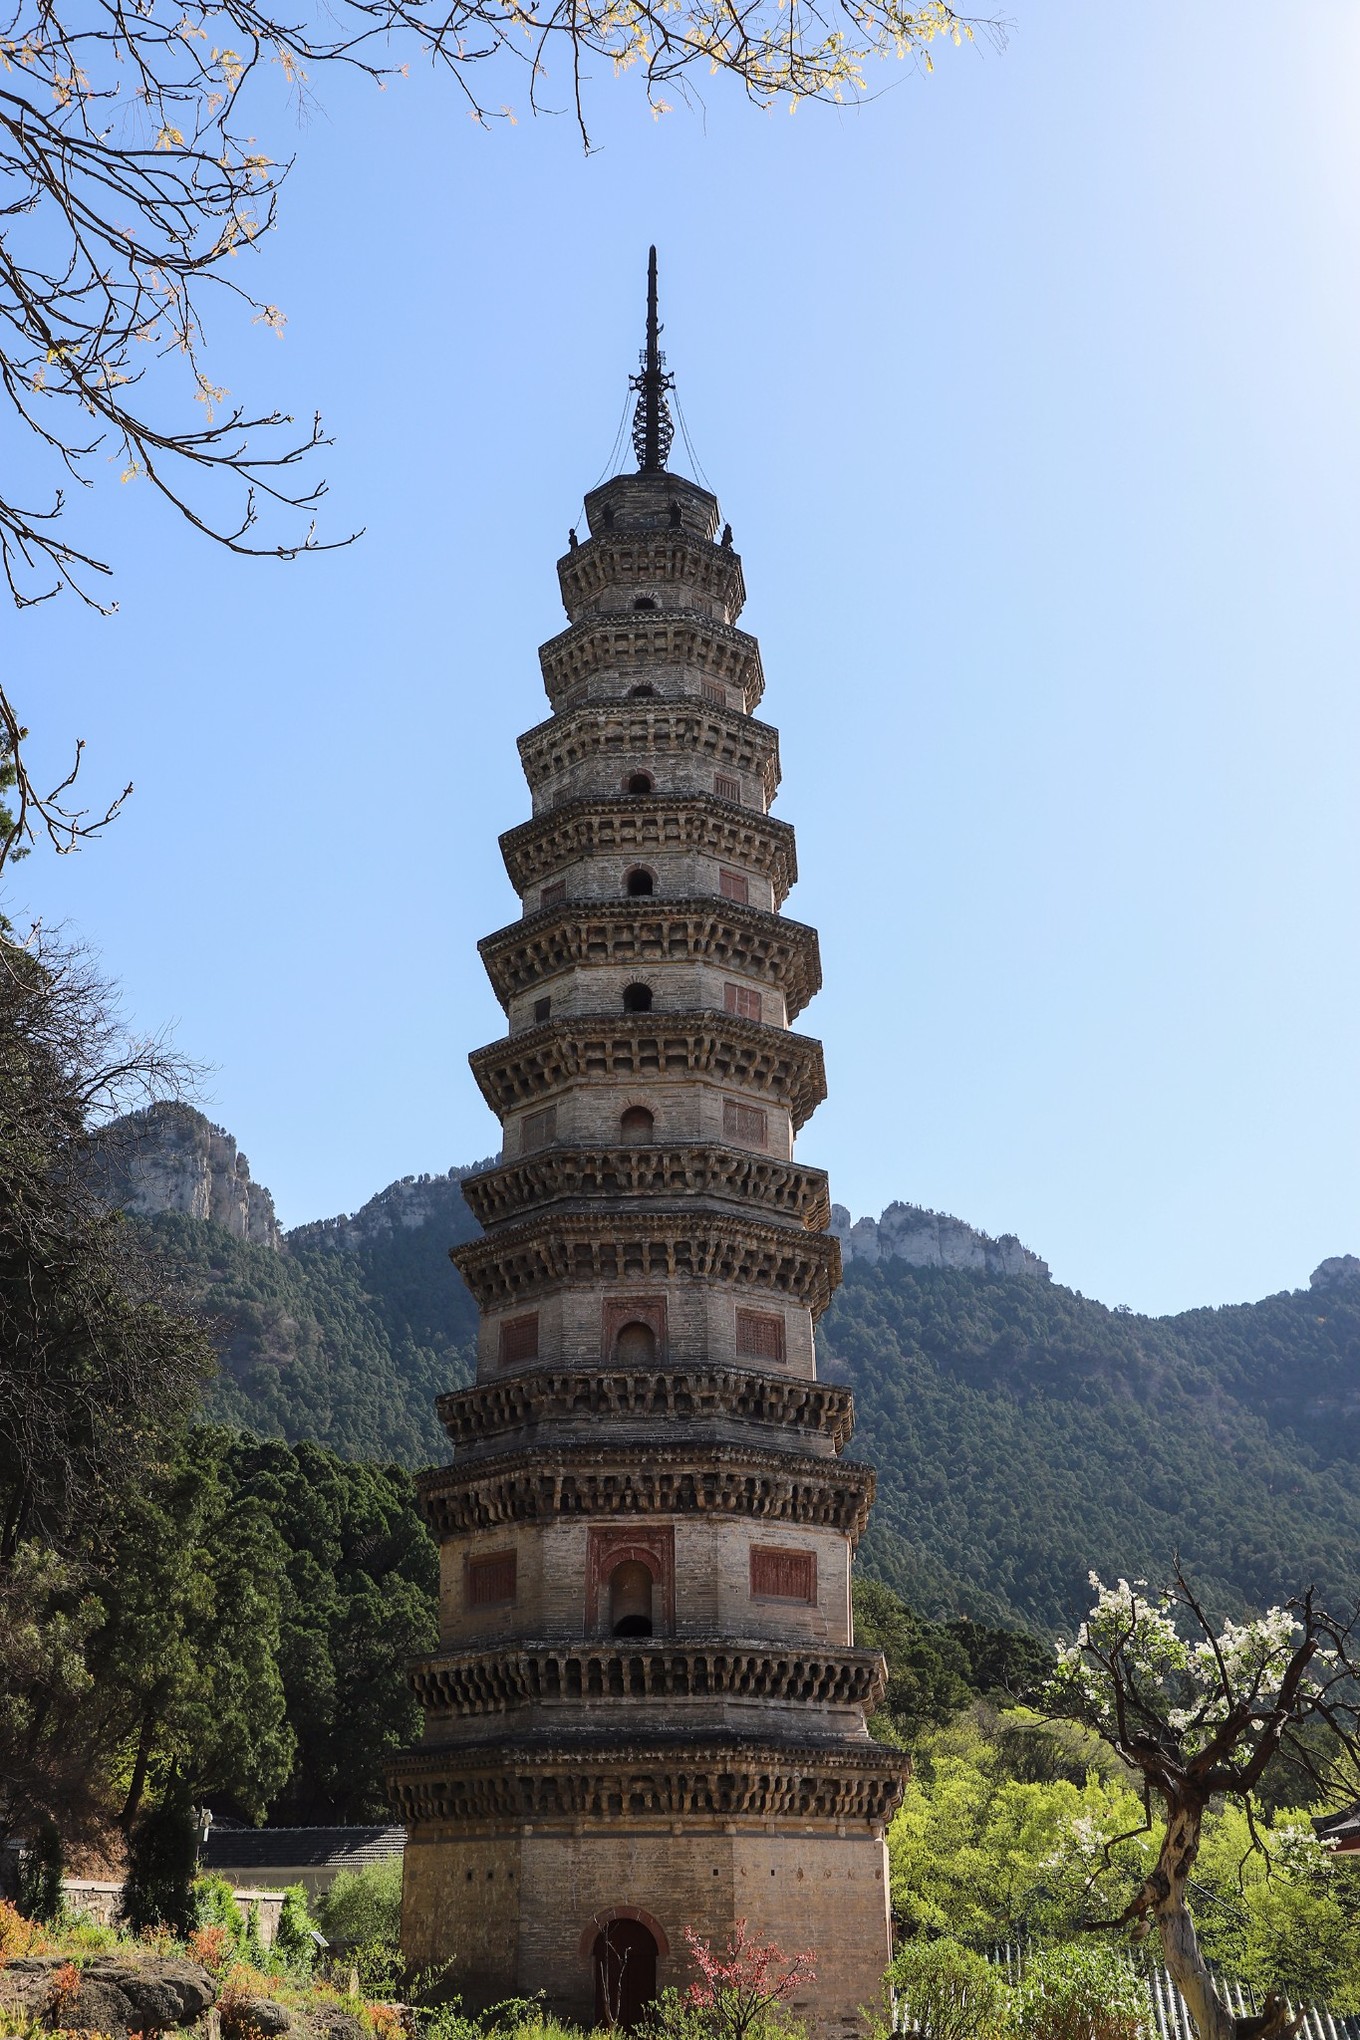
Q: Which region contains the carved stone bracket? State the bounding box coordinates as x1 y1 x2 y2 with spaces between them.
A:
470 1013 827 1131
518 703 779 806
477 899 821 1019
499 795 797 901
435 1367 855 1455
410 1639 889 1718
417 1441 875 1541
537 616 764 713
461 1145 831 1232
451 1211 841 1317
389 1737 910 1828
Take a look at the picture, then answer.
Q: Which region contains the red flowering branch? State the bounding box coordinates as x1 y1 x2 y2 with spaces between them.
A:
684 1921 816 2040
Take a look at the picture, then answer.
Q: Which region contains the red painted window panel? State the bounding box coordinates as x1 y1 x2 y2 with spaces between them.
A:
521 1105 557 1153
736 1309 786 1364
714 773 742 803
467 1551 518 1607
723 1098 768 1148
719 868 750 905
499 1313 540 1366
724 982 762 1023
750 1547 816 1603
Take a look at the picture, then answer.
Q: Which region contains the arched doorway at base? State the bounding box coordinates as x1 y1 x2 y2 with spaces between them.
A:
592 1917 659 2031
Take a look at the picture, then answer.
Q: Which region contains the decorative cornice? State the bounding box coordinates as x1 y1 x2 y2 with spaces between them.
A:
389 1737 910 1829
461 1144 831 1232
417 1440 875 1540
555 536 746 634
469 1014 827 1131
538 614 763 713
436 1368 855 1456
410 1640 886 1719
517 703 779 805
499 796 797 903
450 1210 842 1318
477 900 822 1019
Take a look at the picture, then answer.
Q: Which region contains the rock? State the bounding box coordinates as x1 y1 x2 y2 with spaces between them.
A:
52 1976 137 2035
65 1959 217 2035
305 2011 368 2040
1310 1255 1360 1292
222 1996 292 2038
94 1101 281 1249
829 1200 1049 1281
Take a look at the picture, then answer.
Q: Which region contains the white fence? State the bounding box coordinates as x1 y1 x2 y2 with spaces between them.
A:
892 1940 1360 2040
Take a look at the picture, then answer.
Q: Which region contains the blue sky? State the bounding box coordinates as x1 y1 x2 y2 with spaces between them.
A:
8 0 1360 1315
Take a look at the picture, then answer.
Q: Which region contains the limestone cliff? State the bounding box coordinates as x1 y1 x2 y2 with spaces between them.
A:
96 1101 281 1249
829 1199 1050 1281
1311 1256 1360 1292
294 1165 492 1253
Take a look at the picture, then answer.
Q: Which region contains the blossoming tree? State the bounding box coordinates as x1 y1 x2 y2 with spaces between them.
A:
683 1921 815 2040
1049 1566 1360 2040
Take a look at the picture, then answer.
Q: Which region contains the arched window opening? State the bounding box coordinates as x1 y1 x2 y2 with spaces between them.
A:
593 1920 659 2031
625 772 654 796
627 684 657 699
609 1560 654 1639
620 1106 654 1143
633 596 658 612
625 868 654 897
622 983 653 1014
613 1320 658 1366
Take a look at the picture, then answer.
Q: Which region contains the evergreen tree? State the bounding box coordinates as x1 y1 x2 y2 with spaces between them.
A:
119 1780 198 1938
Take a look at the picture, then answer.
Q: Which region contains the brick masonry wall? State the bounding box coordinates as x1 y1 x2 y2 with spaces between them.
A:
436 1517 850 1650
402 1827 890 2039
475 1284 817 1378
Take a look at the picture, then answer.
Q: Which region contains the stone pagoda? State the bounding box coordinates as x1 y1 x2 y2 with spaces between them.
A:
390 254 908 2037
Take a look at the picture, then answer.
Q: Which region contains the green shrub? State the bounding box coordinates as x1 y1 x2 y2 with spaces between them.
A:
316 1858 403 1952
194 1874 247 1943
274 1885 319 1975
1005 1943 1146 2040
889 1938 1006 2040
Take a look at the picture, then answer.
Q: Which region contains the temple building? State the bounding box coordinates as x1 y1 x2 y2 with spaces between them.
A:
389 254 909 2036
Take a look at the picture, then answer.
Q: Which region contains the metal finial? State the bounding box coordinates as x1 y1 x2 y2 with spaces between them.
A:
629 246 675 472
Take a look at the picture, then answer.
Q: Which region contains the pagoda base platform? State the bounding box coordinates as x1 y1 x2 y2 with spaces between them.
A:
401 1819 893 2038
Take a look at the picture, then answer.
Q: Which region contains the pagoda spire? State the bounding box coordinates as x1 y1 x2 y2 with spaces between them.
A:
630 245 675 471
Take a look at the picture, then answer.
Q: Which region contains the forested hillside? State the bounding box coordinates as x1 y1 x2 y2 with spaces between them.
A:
823 1261 1360 1632
127 1151 1360 1636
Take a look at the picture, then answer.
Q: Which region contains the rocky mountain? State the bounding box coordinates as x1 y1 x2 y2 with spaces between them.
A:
109 1106 1360 1634
831 1200 1049 1280
98 1101 281 1247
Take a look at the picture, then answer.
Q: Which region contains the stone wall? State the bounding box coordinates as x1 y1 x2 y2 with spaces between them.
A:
829 1201 1049 1281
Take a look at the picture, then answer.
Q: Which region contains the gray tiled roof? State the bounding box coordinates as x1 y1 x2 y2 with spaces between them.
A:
1314 1804 1360 1842
202 1826 405 1872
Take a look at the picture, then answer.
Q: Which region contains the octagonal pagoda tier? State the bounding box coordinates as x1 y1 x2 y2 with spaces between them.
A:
395 255 907 2040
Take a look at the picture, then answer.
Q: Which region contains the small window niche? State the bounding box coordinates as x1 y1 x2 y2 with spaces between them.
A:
718 868 750 906
609 1559 654 1637
533 996 552 1025
620 1105 654 1143
632 596 658 613
622 983 653 1013
714 772 742 803
625 867 655 898
625 771 655 796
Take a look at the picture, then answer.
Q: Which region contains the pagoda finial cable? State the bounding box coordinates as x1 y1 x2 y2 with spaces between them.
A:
630 246 675 472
